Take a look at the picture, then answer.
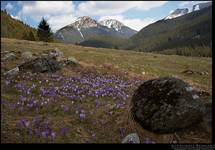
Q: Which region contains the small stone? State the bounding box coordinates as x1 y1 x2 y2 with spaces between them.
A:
185 86 193 92
122 133 140 143
65 56 78 65
192 94 199 99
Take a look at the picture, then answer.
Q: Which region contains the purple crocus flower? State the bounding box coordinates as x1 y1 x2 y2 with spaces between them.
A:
51 132 56 139
5 80 10 86
20 119 30 128
41 130 49 138
92 120 97 126
119 128 126 138
79 113 86 121
62 105 70 112
92 133 96 140
95 99 100 108
28 128 33 135
143 137 156 144
35 130 41 137
60 127 69 136
9 103 16 109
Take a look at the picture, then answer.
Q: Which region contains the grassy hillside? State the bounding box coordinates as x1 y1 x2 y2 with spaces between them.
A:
78 35 126 49
129 6 212 55
1 10 38 40
1 38 212 143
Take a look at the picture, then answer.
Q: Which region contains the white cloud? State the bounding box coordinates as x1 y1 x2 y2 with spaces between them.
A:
179 1 211 12
179 1 211 7
47 15 76 32
99 15 155 31
5 3 13 10
16 1 166 32
17 1 76 32
77 1 167 16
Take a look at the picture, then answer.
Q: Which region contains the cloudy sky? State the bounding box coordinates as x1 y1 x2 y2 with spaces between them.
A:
1 1 211 32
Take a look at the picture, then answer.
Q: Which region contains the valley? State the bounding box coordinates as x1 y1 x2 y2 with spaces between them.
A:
1 38 212 143
1 1 212 144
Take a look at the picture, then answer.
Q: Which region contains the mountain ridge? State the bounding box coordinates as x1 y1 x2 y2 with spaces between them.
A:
129 5 212 53
54 16 137 44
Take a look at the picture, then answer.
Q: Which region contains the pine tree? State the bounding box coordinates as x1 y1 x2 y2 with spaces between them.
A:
37 17 53 42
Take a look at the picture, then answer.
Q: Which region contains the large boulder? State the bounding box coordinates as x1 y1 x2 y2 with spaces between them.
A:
131 77 205 133
18 57 61 73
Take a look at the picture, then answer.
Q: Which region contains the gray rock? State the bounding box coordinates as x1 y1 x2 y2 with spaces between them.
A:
2 52 17 61
131 77 205 133
122 133 140 143
21 51 34 62
4 67 19 76
48 48 64 61
18 57 61 73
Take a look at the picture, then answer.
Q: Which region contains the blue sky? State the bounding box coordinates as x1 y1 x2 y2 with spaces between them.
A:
1 1 211 32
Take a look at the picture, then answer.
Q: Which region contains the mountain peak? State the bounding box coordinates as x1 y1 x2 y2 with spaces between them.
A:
77 16 93 21
164 8 188 20
192 2 212 12
99 19 124 31
70 16 98 29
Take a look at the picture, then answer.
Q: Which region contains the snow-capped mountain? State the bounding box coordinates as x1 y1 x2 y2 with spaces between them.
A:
69 16 99 29
99 19 137 37
99 19 124 32
54 16 137 44
192 2 212 12
164 2 212 20
164 8 189 20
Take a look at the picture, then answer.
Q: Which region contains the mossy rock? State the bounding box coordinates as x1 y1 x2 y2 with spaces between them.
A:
19 56 61 73
66 57 79 65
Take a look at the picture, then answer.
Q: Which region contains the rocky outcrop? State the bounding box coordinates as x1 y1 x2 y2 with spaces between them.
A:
18 57 61 73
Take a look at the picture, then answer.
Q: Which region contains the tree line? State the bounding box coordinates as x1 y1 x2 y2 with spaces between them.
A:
23 17 53 42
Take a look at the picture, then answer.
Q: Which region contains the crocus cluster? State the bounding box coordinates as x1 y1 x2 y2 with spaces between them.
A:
18 117 56 139
4 71 142 113
3 71 143 142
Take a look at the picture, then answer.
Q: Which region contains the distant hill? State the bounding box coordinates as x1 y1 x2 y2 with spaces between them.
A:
129 5 212 52
1 10 38 40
